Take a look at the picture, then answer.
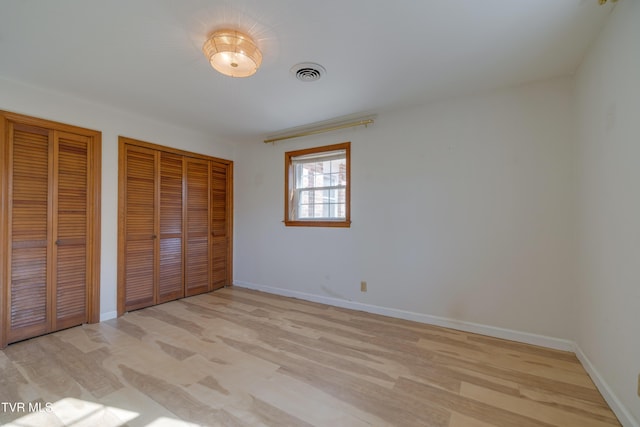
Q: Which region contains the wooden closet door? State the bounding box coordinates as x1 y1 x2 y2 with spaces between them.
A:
184 158 210 296
210 162 229 290
6 124 52 343
53 131 91 330
122 145 157 312
117 136 232 316
158 152 184 303
1 111 100 348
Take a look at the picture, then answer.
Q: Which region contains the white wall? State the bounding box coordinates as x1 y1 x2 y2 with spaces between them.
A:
574 0 640 425
0 77 236 319
235 77 577 342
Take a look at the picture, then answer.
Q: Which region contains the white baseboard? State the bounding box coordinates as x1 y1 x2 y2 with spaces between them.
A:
100 311 117 322
232 280 573 351
574 345 639 427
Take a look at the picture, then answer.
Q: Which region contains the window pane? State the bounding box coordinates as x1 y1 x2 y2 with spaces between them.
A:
297 164 312 189
329 188 345 204
295 189 347 219
299 204 309 218
314 189 328 203
330 159 343 172
296 159 348 188
299 189 309 204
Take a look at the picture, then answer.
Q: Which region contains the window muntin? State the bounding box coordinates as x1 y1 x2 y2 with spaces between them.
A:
285 142 350 227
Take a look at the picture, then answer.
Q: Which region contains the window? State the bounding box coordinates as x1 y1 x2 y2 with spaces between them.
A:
284 142 350 227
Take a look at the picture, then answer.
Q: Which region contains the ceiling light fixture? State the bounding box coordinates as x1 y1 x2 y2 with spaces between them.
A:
202 29 262 78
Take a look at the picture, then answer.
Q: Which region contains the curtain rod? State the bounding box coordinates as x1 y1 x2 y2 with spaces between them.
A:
263 118 374 144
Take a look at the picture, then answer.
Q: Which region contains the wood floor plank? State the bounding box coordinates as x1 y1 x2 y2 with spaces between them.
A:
34 335 124 399
417 337 595 387
246 395 314 427
394 376 554 427
156 339 198 361
432 352 609 406
0 287 621 427
246 373 379 426
118 364 217 425
517 385 622 424
0 353 28 402
460 381 619 427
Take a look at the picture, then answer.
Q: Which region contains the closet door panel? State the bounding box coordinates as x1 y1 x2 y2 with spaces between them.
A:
158 152 183 303
210 164 228 290
123 147 156 311
54 133 89 329
10 248 48 339
55 246 86 327
8 125 51 342
159 238 182 302
210 236 226 290
184 159 210 296
124 241 154 308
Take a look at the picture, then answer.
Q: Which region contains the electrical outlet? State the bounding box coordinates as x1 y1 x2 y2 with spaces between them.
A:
360 281 367 292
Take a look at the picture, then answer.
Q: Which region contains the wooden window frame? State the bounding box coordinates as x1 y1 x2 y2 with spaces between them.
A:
284 142 351 228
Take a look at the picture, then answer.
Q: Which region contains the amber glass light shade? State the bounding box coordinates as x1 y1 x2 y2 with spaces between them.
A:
202 29 262 78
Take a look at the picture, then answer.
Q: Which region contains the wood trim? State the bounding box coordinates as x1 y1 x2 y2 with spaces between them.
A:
88 130 102 323
0 111 100 138
117 139 126 316
48 130 56 332
283 220 352 228
226 161 234 287
119 136 232 166
0 116 6 348
284 142 351 228
153 149 161 305
207 161 212 291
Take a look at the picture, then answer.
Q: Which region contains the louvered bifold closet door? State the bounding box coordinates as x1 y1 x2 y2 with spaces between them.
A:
184 158 210 297
210 163 228 290
123 146 157 311
158 152 184 303
54 132 91 330
7 124 52 343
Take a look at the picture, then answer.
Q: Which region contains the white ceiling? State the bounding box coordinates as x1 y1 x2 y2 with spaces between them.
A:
0 0 614 142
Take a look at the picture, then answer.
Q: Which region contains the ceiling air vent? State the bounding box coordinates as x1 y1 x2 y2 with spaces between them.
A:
291 62 326 82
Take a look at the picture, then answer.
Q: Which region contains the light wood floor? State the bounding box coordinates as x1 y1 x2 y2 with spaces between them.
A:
0 287 620 426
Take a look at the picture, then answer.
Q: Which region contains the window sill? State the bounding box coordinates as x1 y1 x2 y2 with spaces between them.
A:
284 220 351 228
